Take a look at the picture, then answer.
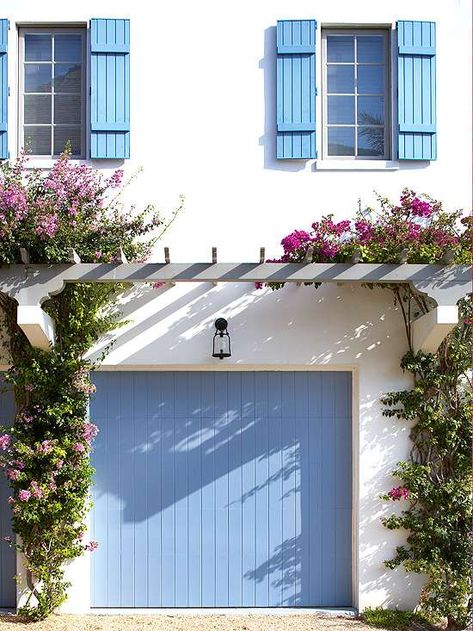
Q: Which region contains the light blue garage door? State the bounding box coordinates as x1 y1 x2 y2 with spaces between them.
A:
90 371 352 608
0 377 16 608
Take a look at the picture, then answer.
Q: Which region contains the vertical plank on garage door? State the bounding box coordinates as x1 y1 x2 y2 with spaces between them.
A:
90 370 352 608
0 376 16 608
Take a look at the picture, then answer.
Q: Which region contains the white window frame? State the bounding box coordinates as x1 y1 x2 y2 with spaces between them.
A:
321 28 391 160
18 26 87 160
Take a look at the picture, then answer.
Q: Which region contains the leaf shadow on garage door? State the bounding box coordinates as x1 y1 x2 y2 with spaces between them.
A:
90 371 352 607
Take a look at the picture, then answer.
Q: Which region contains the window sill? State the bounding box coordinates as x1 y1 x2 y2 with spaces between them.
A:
22 158 89 170
314 160 400 171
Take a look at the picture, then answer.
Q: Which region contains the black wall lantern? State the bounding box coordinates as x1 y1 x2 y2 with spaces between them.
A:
212 318 231 359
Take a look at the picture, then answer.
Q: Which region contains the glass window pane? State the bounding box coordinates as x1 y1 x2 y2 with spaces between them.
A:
54 34 82 62
358 127 384 156
25 34 52 61
357 96 384 125
54 95 81 124
327 65 355 94
54 127 81 156
24 95 52 124
327 96 355 124
25 64 52 92
328 127 355 156
24 126 51 155
54 63 81 93
357 65 384 94
357 36 384 63
327 36 354 62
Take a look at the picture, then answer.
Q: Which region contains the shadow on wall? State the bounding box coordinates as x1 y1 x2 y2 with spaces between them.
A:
87 281 413 607
259 26 306 172
88 282 403 367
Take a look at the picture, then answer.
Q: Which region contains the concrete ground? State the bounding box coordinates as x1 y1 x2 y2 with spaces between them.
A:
0 613 375 631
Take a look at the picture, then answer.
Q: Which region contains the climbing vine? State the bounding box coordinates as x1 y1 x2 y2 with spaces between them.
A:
0 152 182 619
381 298 472 631
270 191 471 630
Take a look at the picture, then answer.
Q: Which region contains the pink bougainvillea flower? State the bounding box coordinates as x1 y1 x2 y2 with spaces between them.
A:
410 197 433 218
30 481 43 500
24 384 34 392
37 439 53 454
388 486 409 501
85 540 99 552
18 489 31 502
73 442 86 453
6 469 20 481
83 423 99 444
0 434 11 450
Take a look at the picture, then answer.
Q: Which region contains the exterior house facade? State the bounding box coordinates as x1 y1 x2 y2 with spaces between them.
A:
0 0 471 615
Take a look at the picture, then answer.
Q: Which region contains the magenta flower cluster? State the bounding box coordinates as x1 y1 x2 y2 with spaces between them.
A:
268 189 469 269
387 486 409 501
0 151 163 265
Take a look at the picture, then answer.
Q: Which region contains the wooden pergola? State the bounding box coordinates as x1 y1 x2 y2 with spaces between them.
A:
0 248 470 352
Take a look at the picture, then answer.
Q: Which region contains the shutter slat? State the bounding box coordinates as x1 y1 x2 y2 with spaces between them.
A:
0 19 8 160
90 18 130 159
276 19 316 159
397 20 436 160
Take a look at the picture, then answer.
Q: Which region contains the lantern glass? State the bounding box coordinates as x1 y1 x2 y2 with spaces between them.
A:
212 319 231 359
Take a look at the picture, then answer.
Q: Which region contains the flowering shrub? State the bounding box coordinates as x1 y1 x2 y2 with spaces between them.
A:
0 152 180 264
0 152 180 619
270 190 470 268
381 299 472 631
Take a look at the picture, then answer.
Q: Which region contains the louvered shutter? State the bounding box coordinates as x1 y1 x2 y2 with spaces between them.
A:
276 20 317 159
90 18 130 159
0 20 8 160
397 21 436 160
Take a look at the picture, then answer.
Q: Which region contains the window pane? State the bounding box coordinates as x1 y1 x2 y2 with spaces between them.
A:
357 65 384 94
327 65 355 94
25 34 52 61
24 95 51 124
327 36 354 62
54 34 82 62
358 127 384 156
357 96 384 125
24 126 51 155
328 127 355 156
327 96 355 124
25 64 52 92
54 95 81 124
54 127 81 156
54 64 81 93
357 36 384 63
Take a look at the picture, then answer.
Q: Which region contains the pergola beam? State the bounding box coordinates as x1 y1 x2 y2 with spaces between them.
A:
0 263 469 307
0 262 469 353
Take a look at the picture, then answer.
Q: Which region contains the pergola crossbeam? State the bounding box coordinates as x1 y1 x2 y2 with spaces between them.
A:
0 262 469 352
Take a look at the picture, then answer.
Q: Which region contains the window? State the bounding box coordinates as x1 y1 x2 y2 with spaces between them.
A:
322 29 390 159
19 27 86 158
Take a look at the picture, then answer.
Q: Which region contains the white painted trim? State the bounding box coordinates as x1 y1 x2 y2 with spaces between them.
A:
17 305 55 349
412 306 459 353
89 607 358 616
351 366 360 611
314 159 399 170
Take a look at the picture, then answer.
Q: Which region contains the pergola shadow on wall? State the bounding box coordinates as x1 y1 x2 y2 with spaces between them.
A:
0 247 470 352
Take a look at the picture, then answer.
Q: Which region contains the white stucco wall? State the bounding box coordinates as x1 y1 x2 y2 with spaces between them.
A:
1 0 471 614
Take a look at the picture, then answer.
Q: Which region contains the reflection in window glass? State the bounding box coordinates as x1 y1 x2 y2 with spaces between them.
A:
328 127 355 156
325 30 388 159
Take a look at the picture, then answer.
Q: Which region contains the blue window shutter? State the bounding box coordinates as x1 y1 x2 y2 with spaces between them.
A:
276 20 316 159
0 20 9 160
397 21 436 160
90 18 130 159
